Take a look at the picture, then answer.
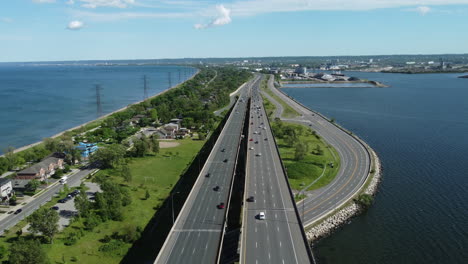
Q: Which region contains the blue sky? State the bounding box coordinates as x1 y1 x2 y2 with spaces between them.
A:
1 0 468 62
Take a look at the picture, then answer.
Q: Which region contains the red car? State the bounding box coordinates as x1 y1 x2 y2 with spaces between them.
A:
217 203 225 209
249 138 253 141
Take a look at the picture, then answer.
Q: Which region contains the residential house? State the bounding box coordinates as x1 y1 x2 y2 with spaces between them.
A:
0 178 13 201
76 142 99 160
16 155 64 181
129 114 146 127
175 128 191 139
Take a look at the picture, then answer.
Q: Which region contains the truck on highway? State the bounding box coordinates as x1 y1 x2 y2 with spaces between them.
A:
59 176 67 184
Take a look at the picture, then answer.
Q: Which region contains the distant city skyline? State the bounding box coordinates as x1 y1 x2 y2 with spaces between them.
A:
1 0 468 62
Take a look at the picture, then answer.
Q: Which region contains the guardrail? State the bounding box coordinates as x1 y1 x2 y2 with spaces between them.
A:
155 79 254 264
261 90 317 264
215 90 250 263
272 79 374 198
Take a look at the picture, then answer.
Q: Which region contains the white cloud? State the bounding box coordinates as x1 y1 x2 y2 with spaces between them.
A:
32 0 56 3
194 5 231 29
67 20 84 30
67 0 75 5
223 0 468 16
77 0 135 9
0 17 13 23
72 10 190 21
415 6 431 15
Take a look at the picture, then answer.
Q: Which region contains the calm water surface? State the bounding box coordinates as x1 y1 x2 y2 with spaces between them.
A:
283 72 468 264
0 65 195 153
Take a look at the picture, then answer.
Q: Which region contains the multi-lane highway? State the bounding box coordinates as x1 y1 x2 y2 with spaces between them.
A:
240 80 314 264
262 75 371 227
155 76 261 264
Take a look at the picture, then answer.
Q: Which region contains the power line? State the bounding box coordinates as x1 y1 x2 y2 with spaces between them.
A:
168 72 172 89
143 75 149 100
95 84 103 117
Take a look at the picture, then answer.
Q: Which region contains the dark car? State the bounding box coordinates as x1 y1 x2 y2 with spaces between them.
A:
205 173 210 178
255 141 259 144
51 206 59 210
264 138 268 141
58 198 69 203
221 148 225 152
14 209 22 214
247 196 255 202
217 202 225 209
213 186 220 191
223 159 228 163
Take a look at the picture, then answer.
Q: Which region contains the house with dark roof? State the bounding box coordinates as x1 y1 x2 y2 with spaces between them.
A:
16 156 64 181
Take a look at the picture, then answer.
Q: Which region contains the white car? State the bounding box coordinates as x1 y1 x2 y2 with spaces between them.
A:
258 212 265 220
249 147 254 150
256 153 262 156
253 131 257 134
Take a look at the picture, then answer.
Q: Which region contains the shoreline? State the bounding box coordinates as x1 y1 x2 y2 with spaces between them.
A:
1 67 200 157
280 80 388 88
305 147 382 243
269 81 383 245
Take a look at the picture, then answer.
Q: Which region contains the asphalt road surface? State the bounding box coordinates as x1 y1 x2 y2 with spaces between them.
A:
263 75 371 227
240 80 313 264
155 76 261 264
0 166 95 235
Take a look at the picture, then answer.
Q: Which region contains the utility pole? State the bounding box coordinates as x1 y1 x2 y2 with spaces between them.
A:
143 75 149 100
178 69 181 83
95 84 103 117
168 72 172 89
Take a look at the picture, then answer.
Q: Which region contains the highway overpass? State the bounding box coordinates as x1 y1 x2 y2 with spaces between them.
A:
154 76 261 264
240 79 315 264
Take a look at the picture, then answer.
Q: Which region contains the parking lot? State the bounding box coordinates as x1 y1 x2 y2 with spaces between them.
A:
22 181 101 232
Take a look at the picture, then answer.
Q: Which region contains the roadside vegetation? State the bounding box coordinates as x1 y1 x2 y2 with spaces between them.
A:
0 67 252 264
260 77 300 118
271 119 340 191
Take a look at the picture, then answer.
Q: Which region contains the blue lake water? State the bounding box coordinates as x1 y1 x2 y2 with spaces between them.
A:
282 72 468 263
282 82 375 88
0 65 195 154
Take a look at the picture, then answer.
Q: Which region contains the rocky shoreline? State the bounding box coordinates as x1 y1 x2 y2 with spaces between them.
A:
305 147 382 243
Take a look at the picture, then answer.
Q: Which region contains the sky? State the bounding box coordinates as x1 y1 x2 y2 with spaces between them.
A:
1 0 468 62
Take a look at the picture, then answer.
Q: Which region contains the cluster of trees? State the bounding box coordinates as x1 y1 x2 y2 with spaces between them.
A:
131 134 160 158
0 145 50 175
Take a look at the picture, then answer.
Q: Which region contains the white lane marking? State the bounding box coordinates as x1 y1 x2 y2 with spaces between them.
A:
256 242 258 248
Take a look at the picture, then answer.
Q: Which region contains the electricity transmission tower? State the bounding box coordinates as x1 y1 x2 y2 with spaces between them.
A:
143 75 149 100
168 72 172 89
95 84 103 117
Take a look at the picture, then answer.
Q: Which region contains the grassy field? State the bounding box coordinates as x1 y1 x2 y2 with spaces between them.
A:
260 77 300 118
0 138 204 264
273 122 340 191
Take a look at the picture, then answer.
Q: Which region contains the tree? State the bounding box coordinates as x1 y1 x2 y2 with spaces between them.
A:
75 191 91 217
294 142 308 161
355 194 373 209
151 135 160 155
91 144 127 169
84 212 101 231
0 244 6 259
4 146 17 170
27 207 59 243
133 138 149 157
26 179 41 192
43 137 59 152
120 164 132 183
8 238 49 264
149 108 159 123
